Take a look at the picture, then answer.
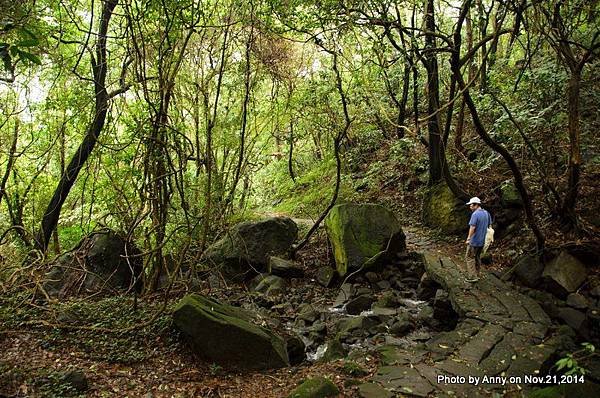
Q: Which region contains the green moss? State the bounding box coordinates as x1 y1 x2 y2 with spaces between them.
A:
287 377 340 398
341 361 368 376
422 183 469 234
172 294 289 370
321 339 347 362
324 204 405 276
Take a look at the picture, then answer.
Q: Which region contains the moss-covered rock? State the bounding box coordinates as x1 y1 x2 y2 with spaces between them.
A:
287 377 340 398
500 180 524 207
203 217 298 280
320 339 347 362
324 204 406 277
173 294 289 370
422 183 469 234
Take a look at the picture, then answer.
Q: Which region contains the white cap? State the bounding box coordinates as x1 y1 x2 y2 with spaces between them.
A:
466 197 481 205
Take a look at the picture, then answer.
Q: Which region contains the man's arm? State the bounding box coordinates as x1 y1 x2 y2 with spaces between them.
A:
466 225 476 244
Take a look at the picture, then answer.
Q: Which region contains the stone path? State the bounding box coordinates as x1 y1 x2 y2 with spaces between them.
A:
360 251 568 398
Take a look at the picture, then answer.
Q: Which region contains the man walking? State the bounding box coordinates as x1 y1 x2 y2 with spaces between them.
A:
465 197 491 282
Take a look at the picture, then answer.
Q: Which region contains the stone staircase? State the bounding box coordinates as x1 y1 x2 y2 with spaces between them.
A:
360 252 571 397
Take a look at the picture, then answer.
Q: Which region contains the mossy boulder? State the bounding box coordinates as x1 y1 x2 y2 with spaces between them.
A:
320 339 347 362
173 294 289 370
288 377 340 398
43 230 142 298
203 217 298 281
500 181 524 207
422 183 469 234
324 204 406 277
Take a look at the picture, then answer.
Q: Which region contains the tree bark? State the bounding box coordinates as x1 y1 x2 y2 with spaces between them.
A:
561 68 582 225
423 0 443 186
0 119 18 208
397 62 411 138
35 0 118 252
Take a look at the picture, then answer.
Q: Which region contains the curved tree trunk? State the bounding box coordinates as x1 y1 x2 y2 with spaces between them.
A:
35 0 118 252
452 63 545 251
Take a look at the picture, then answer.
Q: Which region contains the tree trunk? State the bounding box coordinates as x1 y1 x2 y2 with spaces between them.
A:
0 119 18 208
424 0 443 186
397 63 411 138
35 0 118 252
561 68 582 226
452 61 545 251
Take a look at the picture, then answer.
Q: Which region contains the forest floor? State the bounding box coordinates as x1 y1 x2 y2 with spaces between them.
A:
0 219 492 398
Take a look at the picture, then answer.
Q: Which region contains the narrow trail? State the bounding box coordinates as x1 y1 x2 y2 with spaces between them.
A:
360 252 561 397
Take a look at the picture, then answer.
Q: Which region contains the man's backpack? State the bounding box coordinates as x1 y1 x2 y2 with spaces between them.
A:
483 211 494 255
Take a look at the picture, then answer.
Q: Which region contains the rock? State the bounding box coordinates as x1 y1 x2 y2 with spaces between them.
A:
416 272 439 300
335 316 379 338
346 295 375 315
375 280 391 290
316 267 335 287
513 254 545 287
321 339 347 362
173 294 289 370
358 383 394 398
268 256 304 278
500 181 523 207
371 307 397 319
297 304 320 324
356 286 373 296
333 283 355 307
389 318 413 336
374 291 398 308
433 289 458 328
415 306 435 326
287 377 339 398
60 370 88 392
588 311 600 341
324 203 406 277
566 293 589 310
590 286 600 298
543 251 587 298
203 217 298 280
286 335 306 366
365 272 380 283
557 307 588 336
253 274 287 296
422 182 470 235
307 322 327 344
43 230 142 299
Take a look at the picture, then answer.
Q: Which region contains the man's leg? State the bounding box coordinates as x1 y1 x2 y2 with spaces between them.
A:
474 246 483 276
465 245 478 278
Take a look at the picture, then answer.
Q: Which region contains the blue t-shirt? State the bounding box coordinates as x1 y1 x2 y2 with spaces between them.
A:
468 208 491 247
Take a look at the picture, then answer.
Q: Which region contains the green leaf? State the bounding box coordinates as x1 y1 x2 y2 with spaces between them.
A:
16 39 39 48
17 49 42 65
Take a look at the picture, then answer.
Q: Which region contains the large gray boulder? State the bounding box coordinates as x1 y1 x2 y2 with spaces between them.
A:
324 204 406 277
543 251 587 298
422 183 470 234
173 294 289 370
513 254 544 287
43 230 142 298
203 217 298 280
